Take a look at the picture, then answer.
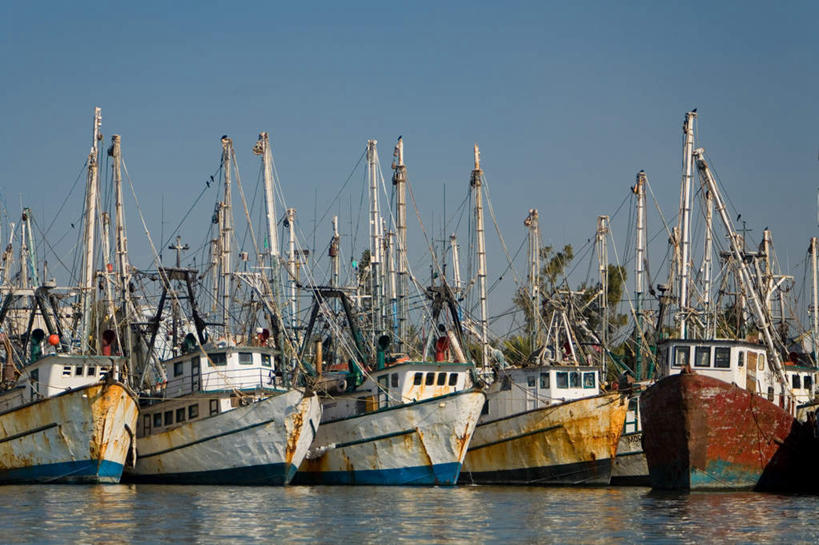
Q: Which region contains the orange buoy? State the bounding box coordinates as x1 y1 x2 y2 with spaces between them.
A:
48 334 60 346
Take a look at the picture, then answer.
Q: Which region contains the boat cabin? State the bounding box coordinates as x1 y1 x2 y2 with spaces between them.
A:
320 361 474 422
482 365 601 420
657 339 814 407
136 346 285 438
0 354 119 413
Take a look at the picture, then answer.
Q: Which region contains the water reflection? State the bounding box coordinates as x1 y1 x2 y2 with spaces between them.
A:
0 485 816 544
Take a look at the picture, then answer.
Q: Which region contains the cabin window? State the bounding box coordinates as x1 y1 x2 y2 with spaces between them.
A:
153 413 162 428
673 346 690 367
540 373 550 389
261 354 271 367
793 375 802 389
694 347 711 368
437 373 447 386
87 366 96 376
481 400 489 415
391 373 399 388
502 376 512 391
714 347 730 368
210 399 219 416
448 373 458 386
556 372 569 389
176 408 186 423
570 372 580 388
805 375 813 391
759 355 765 371
62 366 72 376
164 411 173 426
413 372 423 385
737 351 745 368
208 353 227 366
527 376 536 387
356 398 367 414
174 361 184 377
75 366 84 376
143 414 151 434
238 352 253 365
583 372 596 389
767 386 774 401
189 404 199 419
425 373 435 386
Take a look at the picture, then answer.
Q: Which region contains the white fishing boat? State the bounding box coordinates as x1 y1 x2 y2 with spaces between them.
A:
0 108 138 483
295 358 485 485
128 344 320 484
126 134 321 484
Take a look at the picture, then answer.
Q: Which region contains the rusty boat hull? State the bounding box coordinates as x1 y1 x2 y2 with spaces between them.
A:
126 389 321 485
293 389 486 486
0 380 138 483
460 392 628 485
640 372 817 491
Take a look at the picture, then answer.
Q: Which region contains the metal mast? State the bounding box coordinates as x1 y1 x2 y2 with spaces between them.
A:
811 237 819 358
367 140 383 335
678 110 697 339
330 216 340 289
385 227 397 339
254 132 280 261
111 135 131 315
634 171 646 378
286 208 298 330
694 147 791 396
219 136 234 341
80 107 102 353
470 144 489 370
597 215 609 368
702 186 714 338
450 234 461 294
392 137 408 351
524 209 541 350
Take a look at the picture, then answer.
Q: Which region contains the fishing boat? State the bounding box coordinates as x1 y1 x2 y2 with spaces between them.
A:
460 363 628 485
125 134 321 485
127 340 320 485
0 108 138 483
640 111 819 491
292 288 485 486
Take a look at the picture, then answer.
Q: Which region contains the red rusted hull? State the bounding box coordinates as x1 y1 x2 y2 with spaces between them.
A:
641 372 817 491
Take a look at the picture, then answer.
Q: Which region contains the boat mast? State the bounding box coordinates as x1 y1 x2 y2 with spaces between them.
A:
392 138 408 351
80 107 102 353
634 171 646 379
812 237 818 359
470 144 489 371
219 136 234 341
330 216 340 289
702 186 714 337
597 215 609 369
286 207 298 331
450 234 461 296
111 135 134 361
367 140 383 336
385 227 397 340
678 110 697 339
525 209 541 351
254 133 280 262
694 148 791 396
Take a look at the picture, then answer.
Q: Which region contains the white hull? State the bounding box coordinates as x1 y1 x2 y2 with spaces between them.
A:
0 381 138 483
294 389 486 485
128 389 321 484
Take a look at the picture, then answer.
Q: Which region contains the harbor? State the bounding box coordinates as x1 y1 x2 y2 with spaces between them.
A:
3 2 819 543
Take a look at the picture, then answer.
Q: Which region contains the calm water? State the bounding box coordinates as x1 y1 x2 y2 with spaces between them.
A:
2 485 817 544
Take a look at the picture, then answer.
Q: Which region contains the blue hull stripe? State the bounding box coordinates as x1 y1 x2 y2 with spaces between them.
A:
124 463 298 486
0 459 124 484
293 462 462 486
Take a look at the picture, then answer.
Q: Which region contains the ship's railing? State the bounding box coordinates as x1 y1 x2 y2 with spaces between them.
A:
160 366 283 398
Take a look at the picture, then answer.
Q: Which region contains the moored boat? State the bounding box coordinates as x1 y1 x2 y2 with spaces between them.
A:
294 361 485 485
460 366 627 485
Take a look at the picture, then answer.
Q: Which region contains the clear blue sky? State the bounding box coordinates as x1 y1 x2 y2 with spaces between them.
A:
2 1 818 335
